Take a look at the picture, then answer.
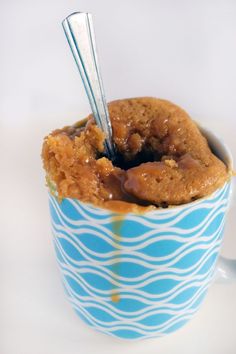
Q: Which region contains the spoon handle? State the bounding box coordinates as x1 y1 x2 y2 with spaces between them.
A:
62 12 115 159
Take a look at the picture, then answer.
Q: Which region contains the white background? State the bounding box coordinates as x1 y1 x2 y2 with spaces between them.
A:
1 0 236 353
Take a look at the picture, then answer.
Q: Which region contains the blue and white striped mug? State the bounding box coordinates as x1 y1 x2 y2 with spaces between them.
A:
49 128 234 340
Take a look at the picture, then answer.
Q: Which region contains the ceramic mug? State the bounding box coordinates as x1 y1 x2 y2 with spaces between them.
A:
48 128 234 340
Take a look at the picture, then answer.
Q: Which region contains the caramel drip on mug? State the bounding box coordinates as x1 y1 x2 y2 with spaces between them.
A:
111 216 124 303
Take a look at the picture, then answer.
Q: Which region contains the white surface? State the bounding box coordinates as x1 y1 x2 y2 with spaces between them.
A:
1 0 236 353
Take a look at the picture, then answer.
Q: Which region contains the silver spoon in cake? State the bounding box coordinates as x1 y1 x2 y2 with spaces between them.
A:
62 12 115 159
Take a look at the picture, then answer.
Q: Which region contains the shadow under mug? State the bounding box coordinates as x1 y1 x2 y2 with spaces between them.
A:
49 127 234 340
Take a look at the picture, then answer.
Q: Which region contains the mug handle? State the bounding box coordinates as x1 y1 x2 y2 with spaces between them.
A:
215 178 236 282
216 257 236 282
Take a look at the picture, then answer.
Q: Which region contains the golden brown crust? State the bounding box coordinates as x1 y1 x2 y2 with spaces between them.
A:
41 97 229 212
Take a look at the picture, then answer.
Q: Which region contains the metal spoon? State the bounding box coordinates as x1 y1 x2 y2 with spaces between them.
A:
62 12 115 159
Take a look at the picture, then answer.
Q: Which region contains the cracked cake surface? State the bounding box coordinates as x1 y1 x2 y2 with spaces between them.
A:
42 97 229 212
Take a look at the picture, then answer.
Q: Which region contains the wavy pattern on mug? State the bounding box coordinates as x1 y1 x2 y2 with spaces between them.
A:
55 240 220 290
49 181 230 339
62 272 212 316
49 196 228 246
71 301 203 339
51 212 225 250
56 247 218 289
51 209 225 248
49 182 229 231
67 181 226 220
66 288 207 329
50 197 228 233
52 217 224 262
54 232 222 271
58 260 216 301
55 181 228 222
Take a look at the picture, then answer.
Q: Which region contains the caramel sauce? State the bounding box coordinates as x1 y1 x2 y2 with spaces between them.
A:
103 200 155 214
111 216 124 303
111 293 120 303
42 97 229 211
